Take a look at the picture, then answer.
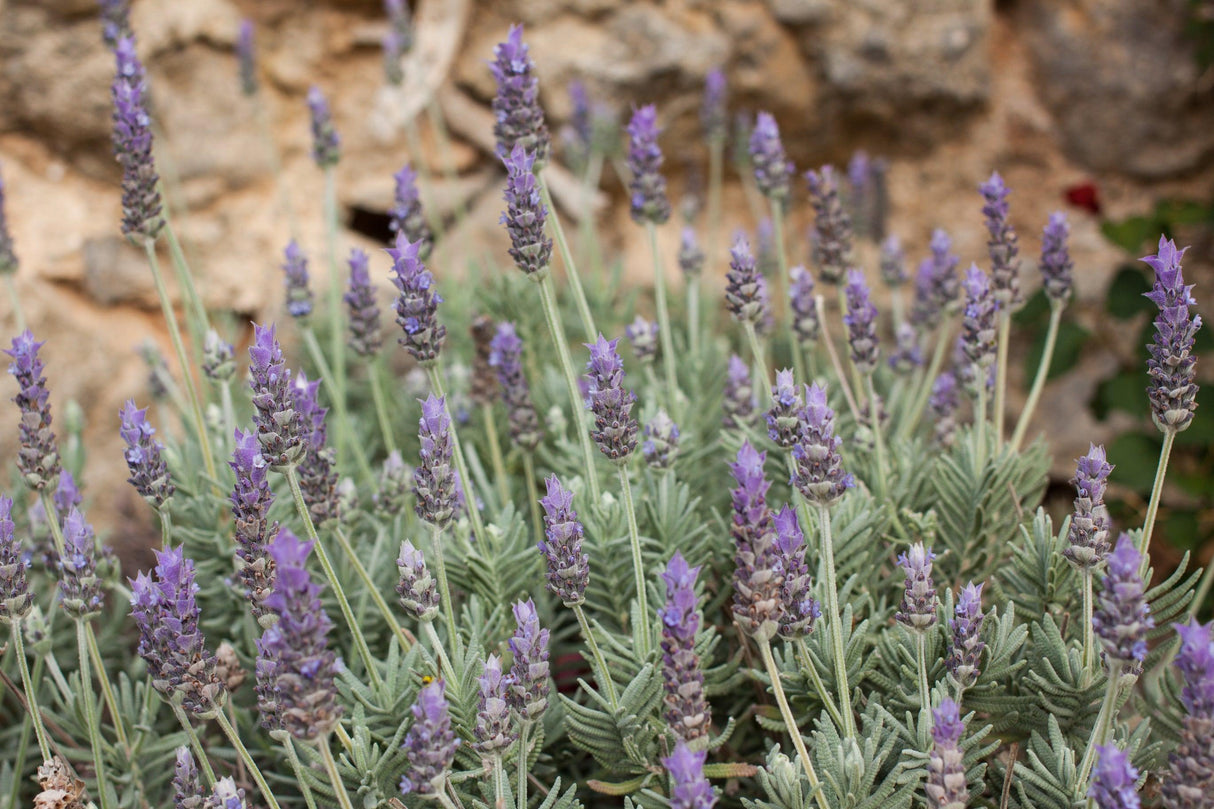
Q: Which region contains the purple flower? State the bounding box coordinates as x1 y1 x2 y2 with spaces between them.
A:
1163 619 1214 809
293 372 339 526
679 227 705 278
490 25 550 166
383 27 406 86
701 69 727 142
396 539 439 622
626 105 671 225
1088 744 1140 809
960 264 998 377
844 269 880 374
664 739 716 809
389 235 446 364
584 334 638 462
247 323 304 470
202 330 236 383
725 235 766 325
500 144 552 277
385 0 414 53
1175 619 1214 718
729 442 783 641
1142 236 1202 433
130 545 224 715
773 504 819 639
281 240 313 319
537 475 590 606
889 322 923 376
413 394 459 528
789 265 820 346
376 450 411 516
642 409 680 470
625 315 659 364
6 331 61 491
489 322 542 452
1064 444 1114 570
1040 212 1073 304
255 529 341 739
120 399 174 509
58 508 103 621
766 369 805 449
344 248 383 357
307 86 340 168
723 354 756 429
880 234 907 287
206 778 246 809
979 171 1021 306
565 80 593 163
173 747 203 809
1092 533 1154 667
508 599 550 722
660 552 711 741
229 428 278 621
474 655 516 755
947 582 986 689
805 166 854 285
237 20 257 97
400 680 459 795
390 165 433 259
99 0 132 50
926 699 969 809
895 543 937 632
0 495 33 622
791 384 854 507
911 229 962 329
0 165 18 276
749 112 793 202
111 37 164 240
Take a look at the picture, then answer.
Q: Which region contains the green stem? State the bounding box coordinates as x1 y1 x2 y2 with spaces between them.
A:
318 736 356 809
813 295 862 424
1076 664 1123 791
770 201 797 358
993 311 1011 452
284 466 383 689
1009 304 1063 452
322 167 348 435
516 723 530 809
743 322 772 391
793 637 844 732
538 171 597 343
866 375 889 498
687 275 701 360
369 357 397 454
424 366 487 545
12 621 52 761
76 621 114 809
758 640 831 809
301 326 374 484
143 238 218 485
1082 571 1096 679
706 137 724 276
483 403 510 506
171 704 217 787
534 273 601 501
163 222 212 355
1138 429 1176 579
816 504 856 738
493 754 506 809
901 326 953 441
8 672 34 809
975 371 988 476
4 274 25 332
85 624 130 751
572 603 619 711
646 222 679 409
253 97 300 239
523 452 543 548
332 525 412 652
284 739 319 809
616 464 652 655
429 524 465 660
220 382 236 454
916 631 931 711
422 620 460 693
40 491 66 557
213 707 282 809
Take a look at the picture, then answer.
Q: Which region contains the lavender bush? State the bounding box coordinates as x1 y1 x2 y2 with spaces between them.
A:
0 11 1209 809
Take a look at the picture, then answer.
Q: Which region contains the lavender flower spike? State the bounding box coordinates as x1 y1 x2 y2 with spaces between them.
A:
791 384 854 508
805 166 854 285
501 143 553 277
247 323 304 471
679 227 705 278
59 508 103 620
895 543 937 632
489 322 543 451
1092 533 1154 667
281 240 313 319
508 598 551 723
413 394 459 528
926 699 969 809
725 235 766 325
947 582 986 690
0 165 18 276
293 372 339 526
237 20 257 97
766 369 805 449
664 739 716 809
207 778 247 809
389 234 446 364
1089 745 1141 809
344 248 383 358
978 171 1021 306
130 545 225 715
773 504 819 640
626 105 671 225
723 354 756 429
202 330 236 383
255 529 341 739
660 552 712 740
880 234 907 287
890 322 923 375
701 68 727 143
960 263 998 377
1162 618 1214 808
625 315 659 364
307 86 340 168
1143 236 1202 432
5 331 61 490
844 269 880 374
229 428 278 622
1064 444 1114 570
789 265 820 346
111 37 164 239
390 165 433 259
99 0 132 50
538 475 590 606
474 655 516 755
120 399 175 509
749 112 793 202
490 25 550 165
173 746 204 809
930 372 960 448
584 334 638 462
400 680 459 796
0 495 33 622
642 409 680 470
396 539 439 622
911 230 962 328
729 441 784 642
1039 212 1073 304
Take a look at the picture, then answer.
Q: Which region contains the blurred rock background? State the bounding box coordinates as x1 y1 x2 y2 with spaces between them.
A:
0 0 1212 562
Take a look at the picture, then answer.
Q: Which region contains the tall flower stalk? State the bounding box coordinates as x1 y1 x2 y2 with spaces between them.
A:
750 111 796 367
979 172 1020 449
702 69 727 278
1064 444 1113 676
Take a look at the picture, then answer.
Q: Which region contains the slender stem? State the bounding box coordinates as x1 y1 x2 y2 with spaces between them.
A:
915 632 931 711
890 286 905 330
163 222 212 353
253 97 300 239
12 622 52 761
143 239 218 484
793 637 845 732
616 464 652 655
974 373 989 476
538 171 597 343
523 453 543 547
284 466 383 689
814 295 862 424
572 603 619 711
816 504 856 738
577 153 604 273
687 276 701 359
516 723 530 809
993 311 1011 452
284 739 319 809
301 326 373 485
85 624 130 751
75 622 114 809
369 357 398 454
646 222 679 408
1009 304 1063 452
220 383 235 454
429 523 465 660
493 754 506 809
866 375 889 498
422 620 460 692
901 326 953 441
4 274 26 331
743 322 772 391
331 525 412 652
482 403 510 506
213 707 282 809
707 137 724 276
171 704 217 786
424 366 487 545
535 273 601 500
318 737 356 809
8 682 34 809
1138 429 1176 579
1082 571 1096 678
770 201 800 375
757 640 831 809
322 167 348 434
1077 664 1123 791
